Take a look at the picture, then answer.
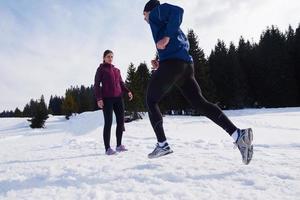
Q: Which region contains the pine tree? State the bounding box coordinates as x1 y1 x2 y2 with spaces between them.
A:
227 42 249 108
28 95 49 128
48 95 64 115
0 110 14 117
187 29 217 103
256 26 298 107
21 99 39 118
48 95 54 114
14 107 22 117
134 63 151 112
286 25 300 105
209 40 230 108
294 24 300 104
87 85 98 111
79 85 90 113
62 90 79 119
286 25 296 55
124 63 138 112
23 104 31 117
237 37 257 107
90 86 98 111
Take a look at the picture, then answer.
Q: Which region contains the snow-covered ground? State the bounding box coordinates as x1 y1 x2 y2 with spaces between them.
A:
0 108 300 200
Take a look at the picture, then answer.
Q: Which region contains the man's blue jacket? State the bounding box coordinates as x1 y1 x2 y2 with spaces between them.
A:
149 3 193 63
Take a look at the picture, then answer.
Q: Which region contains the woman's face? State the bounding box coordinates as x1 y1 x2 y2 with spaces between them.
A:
104 53 113 64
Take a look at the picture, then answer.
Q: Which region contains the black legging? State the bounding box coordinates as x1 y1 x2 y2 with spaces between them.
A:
146 59 237 143
103 97 124 151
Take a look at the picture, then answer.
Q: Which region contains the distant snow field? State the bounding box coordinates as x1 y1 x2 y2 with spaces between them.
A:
0 108 300 200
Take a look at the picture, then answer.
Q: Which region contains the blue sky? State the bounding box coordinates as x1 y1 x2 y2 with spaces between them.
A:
1 0 300 111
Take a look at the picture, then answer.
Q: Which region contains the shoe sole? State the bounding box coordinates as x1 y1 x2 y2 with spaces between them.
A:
243 128 253 165
246 145 253 165
148 149 174 159
106 151 118 155
245 128 253 145
116 150 128 153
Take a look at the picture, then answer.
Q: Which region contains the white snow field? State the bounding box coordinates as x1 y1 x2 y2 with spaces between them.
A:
0 108 300 200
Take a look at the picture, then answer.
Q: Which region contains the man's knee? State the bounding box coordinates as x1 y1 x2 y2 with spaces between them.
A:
190 97 211 111
146 93 158 107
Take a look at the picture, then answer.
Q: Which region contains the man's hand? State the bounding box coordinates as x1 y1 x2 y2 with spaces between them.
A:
97 100 104 109
156 37 170 50
151 59 159 70
128 92 133 101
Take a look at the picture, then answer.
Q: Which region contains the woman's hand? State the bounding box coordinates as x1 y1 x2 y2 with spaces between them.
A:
156 37 170 50
128 92 133 101
151 59 159 70
97 100 104 109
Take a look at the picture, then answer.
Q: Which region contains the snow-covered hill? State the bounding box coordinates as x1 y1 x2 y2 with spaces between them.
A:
0 108 300 200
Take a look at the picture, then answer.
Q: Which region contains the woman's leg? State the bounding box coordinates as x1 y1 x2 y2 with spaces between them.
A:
103 98 113 151
113 98 125 147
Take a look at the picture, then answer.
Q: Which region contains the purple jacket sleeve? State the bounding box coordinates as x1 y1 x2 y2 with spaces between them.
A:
94 67 103 101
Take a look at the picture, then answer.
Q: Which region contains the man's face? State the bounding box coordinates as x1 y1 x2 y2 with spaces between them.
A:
143 11 150 24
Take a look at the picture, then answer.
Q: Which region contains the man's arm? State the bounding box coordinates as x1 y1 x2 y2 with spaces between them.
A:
160 4 184 38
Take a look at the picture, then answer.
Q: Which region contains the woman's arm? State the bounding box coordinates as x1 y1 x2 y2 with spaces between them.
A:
94 67 103 101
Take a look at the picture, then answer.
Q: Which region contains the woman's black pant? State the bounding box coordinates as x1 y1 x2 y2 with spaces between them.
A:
146 59 237 143
103 97 124 151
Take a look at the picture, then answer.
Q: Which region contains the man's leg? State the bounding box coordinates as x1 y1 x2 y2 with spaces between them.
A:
177 72 254 164
146 59 186 142
176 63 238 135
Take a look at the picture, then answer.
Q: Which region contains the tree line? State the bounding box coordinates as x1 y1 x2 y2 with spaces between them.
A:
1 24 300 121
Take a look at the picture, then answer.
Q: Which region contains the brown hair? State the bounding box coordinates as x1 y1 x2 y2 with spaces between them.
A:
103 50 113 63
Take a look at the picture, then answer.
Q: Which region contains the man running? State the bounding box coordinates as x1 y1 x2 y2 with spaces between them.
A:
143 0 254 164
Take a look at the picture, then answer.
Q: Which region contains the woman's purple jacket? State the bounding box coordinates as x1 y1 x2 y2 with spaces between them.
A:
94 63 130 101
